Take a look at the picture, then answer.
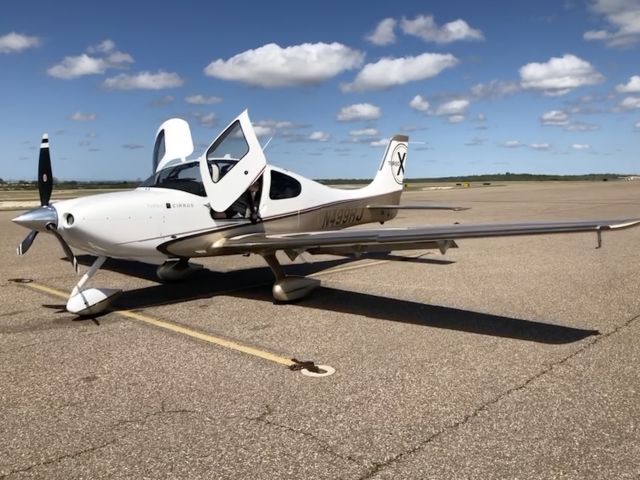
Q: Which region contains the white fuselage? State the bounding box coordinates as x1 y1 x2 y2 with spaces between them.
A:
52 164 399 262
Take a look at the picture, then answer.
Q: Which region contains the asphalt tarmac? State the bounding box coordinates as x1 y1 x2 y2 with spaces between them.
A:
1 181 639 479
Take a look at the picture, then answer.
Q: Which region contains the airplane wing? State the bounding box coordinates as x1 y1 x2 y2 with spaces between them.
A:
212 218 640 256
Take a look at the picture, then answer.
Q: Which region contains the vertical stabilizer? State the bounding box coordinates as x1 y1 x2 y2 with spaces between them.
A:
369 135 408 194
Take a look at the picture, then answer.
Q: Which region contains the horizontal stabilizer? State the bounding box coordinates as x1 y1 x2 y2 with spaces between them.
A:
367 204 469 211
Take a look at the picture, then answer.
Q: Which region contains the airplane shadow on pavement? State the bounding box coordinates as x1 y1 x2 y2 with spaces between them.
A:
75 254 599 345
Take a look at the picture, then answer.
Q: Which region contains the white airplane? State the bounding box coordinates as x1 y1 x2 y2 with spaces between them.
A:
13 110 640 315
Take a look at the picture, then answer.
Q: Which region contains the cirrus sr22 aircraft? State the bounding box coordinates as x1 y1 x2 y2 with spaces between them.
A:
12 110 640 315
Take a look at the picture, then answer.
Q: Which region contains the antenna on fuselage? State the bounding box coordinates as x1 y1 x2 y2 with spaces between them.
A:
261 137 273 151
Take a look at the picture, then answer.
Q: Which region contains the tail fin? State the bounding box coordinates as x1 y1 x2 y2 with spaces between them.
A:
369 135 408 194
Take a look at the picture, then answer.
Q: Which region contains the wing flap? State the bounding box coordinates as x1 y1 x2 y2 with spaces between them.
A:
213 218 640 254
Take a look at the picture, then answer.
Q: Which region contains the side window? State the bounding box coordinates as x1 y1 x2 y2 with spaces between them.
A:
152 129 166 171
269 171 301 200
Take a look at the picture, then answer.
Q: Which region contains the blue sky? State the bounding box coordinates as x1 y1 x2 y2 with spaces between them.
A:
1 0 639 180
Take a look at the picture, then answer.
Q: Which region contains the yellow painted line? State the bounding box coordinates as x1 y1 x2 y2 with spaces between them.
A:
14 280 295 367
119 310 294 366
20 281 69 298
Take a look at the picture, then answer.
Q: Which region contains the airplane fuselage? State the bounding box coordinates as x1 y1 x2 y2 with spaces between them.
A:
52 164 400 261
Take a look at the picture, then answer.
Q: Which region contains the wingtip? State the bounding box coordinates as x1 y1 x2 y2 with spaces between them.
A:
611 218 640 229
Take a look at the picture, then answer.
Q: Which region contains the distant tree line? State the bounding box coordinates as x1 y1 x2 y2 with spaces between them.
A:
0 179 140 190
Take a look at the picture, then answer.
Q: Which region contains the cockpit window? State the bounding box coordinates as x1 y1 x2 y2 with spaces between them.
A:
140 159 245 197
206 121 249 162
140 162 206 197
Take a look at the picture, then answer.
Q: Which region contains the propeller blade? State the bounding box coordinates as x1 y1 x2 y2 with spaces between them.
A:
38 134 53 206
46 224 78 273
17 230 38 256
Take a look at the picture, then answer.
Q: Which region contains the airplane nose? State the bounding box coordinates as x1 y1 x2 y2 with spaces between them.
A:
12 205 58 231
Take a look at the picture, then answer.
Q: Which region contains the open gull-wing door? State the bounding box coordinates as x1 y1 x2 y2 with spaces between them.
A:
199 110 267 212
153 118 194 173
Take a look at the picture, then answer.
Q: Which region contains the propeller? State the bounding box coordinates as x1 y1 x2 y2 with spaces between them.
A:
17 230 38 256
13 134 78 272
38 135 53 206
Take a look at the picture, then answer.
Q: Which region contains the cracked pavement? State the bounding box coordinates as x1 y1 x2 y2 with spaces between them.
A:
1 182 639 479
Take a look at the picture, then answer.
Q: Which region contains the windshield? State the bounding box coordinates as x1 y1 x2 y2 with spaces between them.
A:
139 159 238 197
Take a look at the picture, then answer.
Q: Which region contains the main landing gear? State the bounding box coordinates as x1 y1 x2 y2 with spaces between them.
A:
262 253 320 302
156 258 203 282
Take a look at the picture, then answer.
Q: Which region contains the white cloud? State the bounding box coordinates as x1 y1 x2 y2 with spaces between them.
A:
370 138 390 147
204 42 363 87
519 54 604 96
350 128 379 137
565 121 600 132
249 119 306 139
342 53 458 92
571 143 591 150
502 140 522 148
529 143 551 150
584 0 640 47
185 94 223 105
192 112 217 128
122 143 144 150
150 95 174 107
309 131 330 142
615 75 640 92
618 96 640 109
541 109 570 125
69 111 96 122
635 121 640 129
409 95 430 112
337 103 381 122
103 71 184 90
253 125 273 137
47 40 133 79
448 115 466 123
465 137 486 146
0 32 40 53
366 18 397 45
255 120 299 129
48 54 108 79
470 80 520 99
88 39 115 53
400 15 484 44
105 51 134 65
436 99 470 116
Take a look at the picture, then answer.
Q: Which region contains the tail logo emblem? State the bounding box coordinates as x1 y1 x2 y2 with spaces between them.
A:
388 143 407 184
396 151 406 176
